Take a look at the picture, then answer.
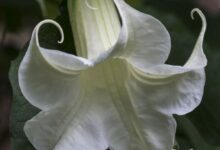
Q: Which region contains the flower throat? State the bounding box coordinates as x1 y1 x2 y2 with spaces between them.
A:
68 0 121 59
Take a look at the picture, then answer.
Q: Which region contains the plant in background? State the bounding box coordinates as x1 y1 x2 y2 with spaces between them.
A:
17 0 207 149
36 0 62 18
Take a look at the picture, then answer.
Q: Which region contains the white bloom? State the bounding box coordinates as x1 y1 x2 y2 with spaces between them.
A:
18 0 207 149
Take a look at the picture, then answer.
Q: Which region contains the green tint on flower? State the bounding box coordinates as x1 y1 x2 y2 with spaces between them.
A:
18 0 207 149
68 0 121 59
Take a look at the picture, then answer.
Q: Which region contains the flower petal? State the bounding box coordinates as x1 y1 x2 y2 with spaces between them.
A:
126 8 207 115
23 97 104 150
24 97 176 150
140 8 207 76
113 0 171 69
18 20 93 110
23 79 126 150
67 0 171 67
127 65 205 114
125 64 205 149
23 60 176 150
121 8 207 149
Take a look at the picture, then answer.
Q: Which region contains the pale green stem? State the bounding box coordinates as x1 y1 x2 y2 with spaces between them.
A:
68 0 121 59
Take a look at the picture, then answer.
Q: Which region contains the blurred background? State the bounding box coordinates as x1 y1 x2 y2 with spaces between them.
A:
0 0 41 149
1 0 220 149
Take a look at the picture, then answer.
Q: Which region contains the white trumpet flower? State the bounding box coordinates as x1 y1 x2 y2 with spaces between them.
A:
18 0 207 149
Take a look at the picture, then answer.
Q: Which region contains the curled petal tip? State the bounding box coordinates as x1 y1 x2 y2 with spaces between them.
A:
57 25 64 44
54 21 64 44
190 8 203 20
190 8 207 33
191 8 199 20
191 8 206 24
35 19 64 46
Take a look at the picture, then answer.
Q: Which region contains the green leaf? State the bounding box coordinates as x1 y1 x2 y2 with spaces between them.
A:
9 11 75 150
